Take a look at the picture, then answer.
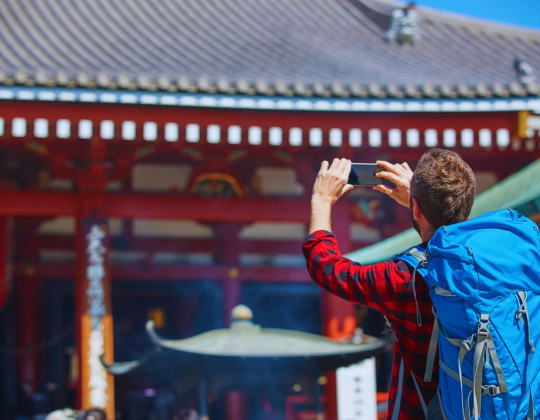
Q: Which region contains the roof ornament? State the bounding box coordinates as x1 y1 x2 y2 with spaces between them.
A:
492 82 509 97
56 71 70 86
96 73 110 88
117 74 131 89
197 76 211 92
14 70 28 85
236 78 250 93
34 70 49 86
387 83 403 97
331 81 345 96
475 82 491 97
157 75 171 90
76 72 90 87
368 82 383 97
514 56 536 85
458 83 474 98
350 83 367 97
509 81 526 97
440 83 456 98
274 80 289 95
217 77 230 93
313 82 326 96
405 83 420 97
137 74 151 90
422 82 437 97
294 81 307 96
386 3 421 44
255 79 269 94
177 76 192 91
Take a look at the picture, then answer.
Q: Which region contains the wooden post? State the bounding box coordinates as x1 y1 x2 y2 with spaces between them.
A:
75 193 115 419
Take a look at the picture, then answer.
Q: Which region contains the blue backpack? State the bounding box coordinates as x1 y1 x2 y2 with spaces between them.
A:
394 209 540 420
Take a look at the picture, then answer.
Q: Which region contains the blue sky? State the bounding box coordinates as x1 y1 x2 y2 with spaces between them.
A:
412 0 540 30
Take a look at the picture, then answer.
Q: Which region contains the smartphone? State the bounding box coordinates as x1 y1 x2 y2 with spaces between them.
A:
348 163 385 186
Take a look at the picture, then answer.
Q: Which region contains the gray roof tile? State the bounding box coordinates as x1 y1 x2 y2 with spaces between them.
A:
0 0 537 98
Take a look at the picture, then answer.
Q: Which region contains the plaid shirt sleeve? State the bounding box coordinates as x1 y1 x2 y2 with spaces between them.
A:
303 230 439 420
302 230 413 318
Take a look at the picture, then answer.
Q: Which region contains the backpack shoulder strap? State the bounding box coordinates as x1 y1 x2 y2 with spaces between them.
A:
393 246 428 327
393 246 428 278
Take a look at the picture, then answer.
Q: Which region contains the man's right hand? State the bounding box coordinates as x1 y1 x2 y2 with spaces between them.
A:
312 158 353 206
373 160 413 208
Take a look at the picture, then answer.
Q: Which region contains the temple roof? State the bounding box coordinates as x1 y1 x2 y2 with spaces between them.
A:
0 0 539 99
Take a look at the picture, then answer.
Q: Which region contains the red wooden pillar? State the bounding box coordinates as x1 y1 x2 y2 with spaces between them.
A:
225 392 246 420
212 223 244 326
0 216 13 311
15 218 40 389
212 223 246 420
16 272 40 387
323 201 356 420
75 192 115 419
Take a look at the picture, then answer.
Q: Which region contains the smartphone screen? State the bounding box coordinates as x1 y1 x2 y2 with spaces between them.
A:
348 163 384 186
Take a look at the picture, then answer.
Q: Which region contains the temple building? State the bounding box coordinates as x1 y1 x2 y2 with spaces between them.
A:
0 0 539 419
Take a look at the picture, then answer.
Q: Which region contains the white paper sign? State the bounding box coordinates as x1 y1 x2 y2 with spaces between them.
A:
336 357 377 420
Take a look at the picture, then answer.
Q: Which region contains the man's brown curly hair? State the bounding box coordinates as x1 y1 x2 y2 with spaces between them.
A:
411 148 476 228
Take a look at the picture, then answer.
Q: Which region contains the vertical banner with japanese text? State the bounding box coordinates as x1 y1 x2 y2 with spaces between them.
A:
79 221 114 419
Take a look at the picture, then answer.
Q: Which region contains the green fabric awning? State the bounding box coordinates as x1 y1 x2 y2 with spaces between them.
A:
345 158 540 265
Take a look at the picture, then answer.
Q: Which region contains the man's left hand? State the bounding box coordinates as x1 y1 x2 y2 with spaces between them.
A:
373 160 413 208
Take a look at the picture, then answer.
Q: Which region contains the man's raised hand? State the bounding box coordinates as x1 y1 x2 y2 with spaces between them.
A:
312 158 353 205
373 160 413 208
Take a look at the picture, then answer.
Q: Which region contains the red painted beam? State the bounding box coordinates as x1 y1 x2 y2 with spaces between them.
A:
0 101 518 135
0 100 522 150
14 262 310 282
0 191 310 221
30 235 373 255
106 194 311 222
32 236 301 254
0 191 78 217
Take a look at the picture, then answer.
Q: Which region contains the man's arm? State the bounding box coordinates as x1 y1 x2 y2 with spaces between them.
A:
302 230 413 315
304 158 416 315
309 158 353 234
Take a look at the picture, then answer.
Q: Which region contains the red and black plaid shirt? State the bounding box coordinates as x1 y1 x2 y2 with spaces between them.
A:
303 230 438 420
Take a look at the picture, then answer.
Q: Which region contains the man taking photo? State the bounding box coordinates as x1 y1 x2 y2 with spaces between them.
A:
302 149 476 420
